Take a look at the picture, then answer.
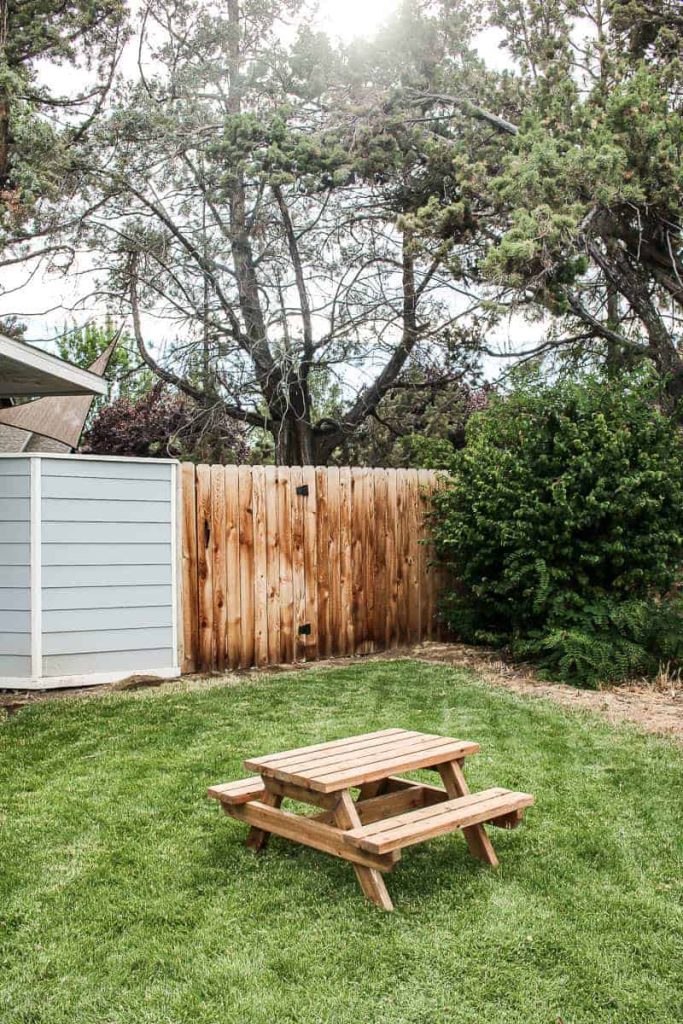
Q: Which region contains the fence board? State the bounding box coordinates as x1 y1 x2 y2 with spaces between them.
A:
180 462 198 672
196 464 214 672
210 464 227 672
315 468 331 659
351 468 367 653
385 469 398 649
290 467 307 661
302 465 318 661
252 466 268 667
373 469 388 649
238 465 255 668
406 468 421 643
339 467 354 656
264 465 281 665
180 464 443 671
326 467 341 657
277 467 294 664
224 465 241 669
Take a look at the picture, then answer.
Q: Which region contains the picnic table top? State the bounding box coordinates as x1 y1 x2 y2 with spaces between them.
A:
244 727 481 793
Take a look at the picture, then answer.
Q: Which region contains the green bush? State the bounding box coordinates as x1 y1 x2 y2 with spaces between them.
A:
429 369 683 686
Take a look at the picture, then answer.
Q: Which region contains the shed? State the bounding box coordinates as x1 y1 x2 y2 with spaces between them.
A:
0 454 180 690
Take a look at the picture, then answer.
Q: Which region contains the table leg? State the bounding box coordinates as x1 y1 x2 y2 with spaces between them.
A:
245 788 282 852
438 760 499 868
334 790 394 911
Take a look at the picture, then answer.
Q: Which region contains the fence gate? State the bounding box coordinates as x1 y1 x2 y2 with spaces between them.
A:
179 464 442 672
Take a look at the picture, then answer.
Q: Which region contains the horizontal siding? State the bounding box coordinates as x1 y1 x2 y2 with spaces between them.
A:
42 564 172 588
43 584 172 611
42 459 174 480
0 654 31 677
43 625 173 656
41 498 171 523
44 605 172 633
43 648 175 677
0 476 30 498
0 587 30 611
0 459 30 680
42 521 171 545
38 459 175 680
1 521 30 544
0 459 30 477
42 476 171 502
42 543 171 567
0 608 31 632
0 565 30 588
0 632 30 656
0 543 30 566
0 498 31 521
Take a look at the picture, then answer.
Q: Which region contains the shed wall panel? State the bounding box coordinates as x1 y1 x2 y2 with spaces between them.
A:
43 625 173 656
0 457 30 676
42 459 173 480
42 521 171 545
42 542 172 566
0 587 30 611
39 458 176 680
43 648 175 676
43 585 172 611
42 498 170 523
0 655 32 676
42 476 171 502
42 564 172 588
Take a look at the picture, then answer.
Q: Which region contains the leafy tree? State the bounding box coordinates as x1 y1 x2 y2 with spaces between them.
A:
384 1 683 408
429 368 683 686
72 0 485 464
0 0 128 258
57 318 152 397
81 382 250 463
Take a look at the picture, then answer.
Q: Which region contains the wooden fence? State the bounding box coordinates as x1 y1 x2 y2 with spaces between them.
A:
179 464 443 672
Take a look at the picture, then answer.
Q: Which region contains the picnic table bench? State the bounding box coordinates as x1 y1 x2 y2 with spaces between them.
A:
208 728 533 911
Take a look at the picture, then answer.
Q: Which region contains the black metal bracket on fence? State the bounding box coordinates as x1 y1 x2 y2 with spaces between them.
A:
296 484 309 496
298 623 312 635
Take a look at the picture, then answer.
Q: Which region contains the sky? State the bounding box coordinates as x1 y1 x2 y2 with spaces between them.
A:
0 0 532 376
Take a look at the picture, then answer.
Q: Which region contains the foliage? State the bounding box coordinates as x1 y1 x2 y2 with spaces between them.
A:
0 0 127 244
81 382 250 463
1 662 682 1024
56 319 153 418
338 376 491 469
429 369 683 686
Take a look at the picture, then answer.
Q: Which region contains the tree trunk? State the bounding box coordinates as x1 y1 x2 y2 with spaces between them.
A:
273 414 317 466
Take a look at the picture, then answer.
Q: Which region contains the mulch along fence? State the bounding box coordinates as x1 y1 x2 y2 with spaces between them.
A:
180 464 443 672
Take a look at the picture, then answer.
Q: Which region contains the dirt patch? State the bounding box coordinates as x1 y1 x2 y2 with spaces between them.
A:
1 643 681 742
407 642 683 743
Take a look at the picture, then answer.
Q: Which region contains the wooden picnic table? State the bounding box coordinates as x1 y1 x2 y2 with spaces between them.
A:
208 728 533 911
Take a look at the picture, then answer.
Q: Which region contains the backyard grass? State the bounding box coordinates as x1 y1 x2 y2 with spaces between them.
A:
1 661 682 1024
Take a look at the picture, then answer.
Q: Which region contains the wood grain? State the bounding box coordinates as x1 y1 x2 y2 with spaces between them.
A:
181 465 443 670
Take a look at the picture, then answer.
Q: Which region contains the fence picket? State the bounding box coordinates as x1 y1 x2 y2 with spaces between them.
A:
224 465 241 669
238 465 255 668
264 465 281 665
196 465 214 672
210 464 227 672
252 466 268 667
180 463 198 672
277 468 294 664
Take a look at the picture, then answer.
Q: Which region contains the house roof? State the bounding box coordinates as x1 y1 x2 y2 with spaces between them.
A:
0 334 109 398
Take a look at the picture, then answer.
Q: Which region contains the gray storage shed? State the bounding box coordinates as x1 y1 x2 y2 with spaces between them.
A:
0 454 180 689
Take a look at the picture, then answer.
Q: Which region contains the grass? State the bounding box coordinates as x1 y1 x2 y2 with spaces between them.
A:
1 660 682 1024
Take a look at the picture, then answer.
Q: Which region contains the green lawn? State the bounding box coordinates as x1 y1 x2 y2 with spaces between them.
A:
1 661 682 1024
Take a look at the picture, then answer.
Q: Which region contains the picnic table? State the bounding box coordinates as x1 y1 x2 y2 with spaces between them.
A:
208 728 533 911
